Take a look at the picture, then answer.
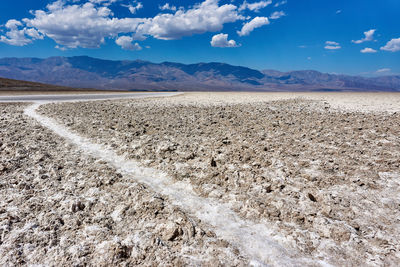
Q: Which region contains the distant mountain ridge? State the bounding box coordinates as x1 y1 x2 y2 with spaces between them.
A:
0 56 399 91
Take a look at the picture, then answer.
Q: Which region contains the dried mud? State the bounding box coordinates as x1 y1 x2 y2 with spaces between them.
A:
39 93 400 266
0 103 248 266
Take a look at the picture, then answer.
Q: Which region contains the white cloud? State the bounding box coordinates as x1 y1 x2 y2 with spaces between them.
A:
380 38 400 52
89 0 119 6
376 68 391 73
274 0 287 8
0 0 245 49
239 0 272 12
115 35 142 50
159 3 177 11
122 2 143 14
269 11 286 20
324 41 341 50
336 9 342 14
325 46 341 50
21 2 143 48
326 41 339 45
55 45 68 51
0 29 32 46
25 28 43 39
352 29 376 44
134 0 244 40
360 47 377 53
5 19 23 29
47 0 67 11
237 16 269 36
210 33 239 47
0 19 43 46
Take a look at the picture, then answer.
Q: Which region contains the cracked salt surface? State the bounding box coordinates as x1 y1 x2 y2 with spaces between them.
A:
25 102 329 266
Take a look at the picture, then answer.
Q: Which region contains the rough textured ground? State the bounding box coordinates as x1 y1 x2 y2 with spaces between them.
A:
0 103 248 266
39 93 400 266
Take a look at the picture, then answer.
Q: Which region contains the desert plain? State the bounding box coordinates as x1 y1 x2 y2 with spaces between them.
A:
1 92 400 266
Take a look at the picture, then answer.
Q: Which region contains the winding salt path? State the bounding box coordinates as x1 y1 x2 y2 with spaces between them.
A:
24 98 329 266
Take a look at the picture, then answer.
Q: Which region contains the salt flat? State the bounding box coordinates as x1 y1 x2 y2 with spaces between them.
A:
0 102 247 266
1 92 400 266
0 92 178 102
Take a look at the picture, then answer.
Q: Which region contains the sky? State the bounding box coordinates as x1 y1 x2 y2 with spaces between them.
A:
0 0 399 76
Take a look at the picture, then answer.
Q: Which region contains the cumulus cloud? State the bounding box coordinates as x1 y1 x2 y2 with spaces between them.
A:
237 16 269 36
352 29 376 44
239 0 272 12
21 2 144 48
159 3 177 11
134 0 244 40
380 38 400 52
324 41 341 50
210 33 239 47
360 47 377 53
0 19 43 46
269 11 285 20
4 19 23 29
89 0 120 6
0 0 250 49
47 0 67 11
55 45 68 51
274 0 287 8
122 2 143 14
115 35 142 50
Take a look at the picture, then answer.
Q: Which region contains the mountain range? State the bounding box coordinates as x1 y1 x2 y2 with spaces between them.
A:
0 56 399 91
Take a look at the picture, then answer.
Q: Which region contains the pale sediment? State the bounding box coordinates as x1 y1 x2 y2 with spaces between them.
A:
39 92 400 266
25 102 314 266
0 102 248 266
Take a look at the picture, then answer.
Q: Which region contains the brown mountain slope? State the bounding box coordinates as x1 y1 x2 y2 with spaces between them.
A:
0 77 100 92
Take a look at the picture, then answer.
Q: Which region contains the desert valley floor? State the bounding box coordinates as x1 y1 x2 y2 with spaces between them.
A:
1 92 400 266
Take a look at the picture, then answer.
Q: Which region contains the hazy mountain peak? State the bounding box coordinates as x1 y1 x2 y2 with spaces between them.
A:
0 56 399 92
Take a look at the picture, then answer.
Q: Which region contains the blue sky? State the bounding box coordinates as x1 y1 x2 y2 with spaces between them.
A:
0 0 399 75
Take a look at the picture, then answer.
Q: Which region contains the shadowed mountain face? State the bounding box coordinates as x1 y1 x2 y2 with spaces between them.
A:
0 56 399 91
0 77 89 91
